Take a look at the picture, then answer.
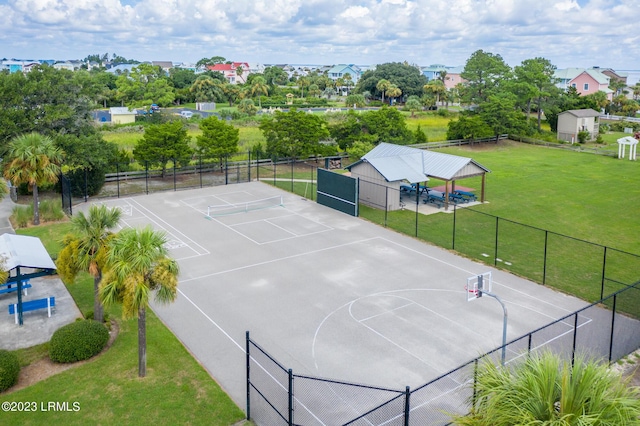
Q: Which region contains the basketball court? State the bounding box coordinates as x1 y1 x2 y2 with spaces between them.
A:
82 182 598 408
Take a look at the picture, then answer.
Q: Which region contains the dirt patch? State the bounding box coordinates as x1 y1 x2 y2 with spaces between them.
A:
3 321 119 394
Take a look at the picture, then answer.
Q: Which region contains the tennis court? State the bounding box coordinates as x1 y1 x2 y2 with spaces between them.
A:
85 182 599 410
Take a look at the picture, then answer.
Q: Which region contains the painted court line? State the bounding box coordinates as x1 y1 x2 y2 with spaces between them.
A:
129 198 210 256
180 237 379 284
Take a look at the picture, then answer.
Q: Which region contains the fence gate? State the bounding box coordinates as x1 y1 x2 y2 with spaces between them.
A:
317 168 358 216
60 173 72 216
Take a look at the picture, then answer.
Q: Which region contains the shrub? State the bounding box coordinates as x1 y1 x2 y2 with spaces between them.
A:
0 350 20 391
577 130 590 144
49 320 109 363
39 199 65 222
11 205 31 228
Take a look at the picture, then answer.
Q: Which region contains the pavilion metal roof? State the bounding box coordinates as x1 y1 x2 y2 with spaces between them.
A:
354 143 490 182
0 234 56 272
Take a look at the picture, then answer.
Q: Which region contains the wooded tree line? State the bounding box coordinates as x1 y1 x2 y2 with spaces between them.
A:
2 50 639 200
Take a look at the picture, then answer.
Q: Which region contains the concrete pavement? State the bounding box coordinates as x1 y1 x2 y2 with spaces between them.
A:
0 190 83 350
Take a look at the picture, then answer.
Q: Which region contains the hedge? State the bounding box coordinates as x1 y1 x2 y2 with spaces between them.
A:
49 320 109 363
0 350 20 391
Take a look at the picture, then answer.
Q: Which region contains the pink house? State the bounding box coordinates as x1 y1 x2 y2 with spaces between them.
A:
207 62 250 84
555 68 613 101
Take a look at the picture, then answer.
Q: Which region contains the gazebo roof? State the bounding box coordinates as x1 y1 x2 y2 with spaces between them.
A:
0 234 56 272
348 142 490 183
617 136 638 145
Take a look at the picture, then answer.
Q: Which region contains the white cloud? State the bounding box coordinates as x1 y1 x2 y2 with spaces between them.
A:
0 0 638 69
554 0 581 11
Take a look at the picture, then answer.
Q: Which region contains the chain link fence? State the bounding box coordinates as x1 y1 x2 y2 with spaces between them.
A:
247 281 640 425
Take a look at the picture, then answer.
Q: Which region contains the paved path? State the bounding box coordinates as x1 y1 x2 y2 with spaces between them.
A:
0 190 83 350
0 190 15 235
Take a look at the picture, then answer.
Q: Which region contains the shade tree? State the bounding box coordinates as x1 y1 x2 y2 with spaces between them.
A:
259 110 331 158
133 121 192 177
196 116 239 166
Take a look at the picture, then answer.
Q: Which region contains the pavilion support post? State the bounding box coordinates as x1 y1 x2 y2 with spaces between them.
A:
481 174 486 203
16 266 24 326
444 181 450 211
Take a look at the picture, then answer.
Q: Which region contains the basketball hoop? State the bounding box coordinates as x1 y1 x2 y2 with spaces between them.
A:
464 283 479 301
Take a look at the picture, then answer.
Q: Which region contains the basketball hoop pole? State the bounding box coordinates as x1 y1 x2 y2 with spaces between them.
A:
482 290 508 366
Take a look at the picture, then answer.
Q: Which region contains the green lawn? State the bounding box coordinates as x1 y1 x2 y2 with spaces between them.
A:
5 224 246 426
356 140 640 305
404 112 452 142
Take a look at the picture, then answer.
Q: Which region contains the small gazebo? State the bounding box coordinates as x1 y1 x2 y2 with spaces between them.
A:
617 136 638 160
0 234 56 326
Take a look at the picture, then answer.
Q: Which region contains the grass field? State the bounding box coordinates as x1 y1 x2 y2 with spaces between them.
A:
404 112 452 142
354 140 640 306
3 224 246 426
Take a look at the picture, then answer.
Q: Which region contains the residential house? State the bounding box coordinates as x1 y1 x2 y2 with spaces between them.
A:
152 61 173 74
207 62 251 84
106 63 138 75
556 109 600 143
327 64 361 83
554 68 613 100
0 60 42 73
421 65 465 90
53 61 75 71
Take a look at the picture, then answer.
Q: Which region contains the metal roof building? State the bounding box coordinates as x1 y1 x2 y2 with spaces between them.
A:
347 143 490 210
0 234 56 325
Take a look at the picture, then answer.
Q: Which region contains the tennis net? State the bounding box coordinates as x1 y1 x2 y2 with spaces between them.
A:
207 196 284 217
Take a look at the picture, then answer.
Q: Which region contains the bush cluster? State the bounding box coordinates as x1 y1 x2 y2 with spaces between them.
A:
49 320 109 363
0 350 20 392
608 121 640 132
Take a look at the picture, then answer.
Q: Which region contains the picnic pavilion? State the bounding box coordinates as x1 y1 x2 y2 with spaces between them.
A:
347 143 490 211
0 233 57 326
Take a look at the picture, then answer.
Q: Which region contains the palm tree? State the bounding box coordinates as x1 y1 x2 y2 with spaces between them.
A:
454 351 640 425
56 205 121 323
100 227 179 377
386 84 402 105
343 73 354 95
250 76 269 108
3 133 64 226
235 65 244 83
424 80 446 106
376 79 391 103
190 75 224 102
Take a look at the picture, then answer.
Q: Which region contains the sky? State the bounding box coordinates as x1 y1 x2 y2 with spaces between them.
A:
1 0 639 71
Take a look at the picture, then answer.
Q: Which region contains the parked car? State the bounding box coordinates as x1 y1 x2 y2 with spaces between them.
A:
180 111 194 119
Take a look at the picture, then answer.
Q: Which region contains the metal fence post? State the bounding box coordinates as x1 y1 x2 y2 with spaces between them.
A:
542 231 548 285
248 150 251 182
173 158 177 191
494 217 499 266
384 187 388 227
415 184 419 237
291 158 294 193
452 203 457 250
404 386 410 426
145 161 149 194
608 294 617 363
288 369 294 426
84 167 88 202
199 156 203 188
571 313 579 367
116 162 120 198
601 246 607 300
246 331 251 421
225 156 229 185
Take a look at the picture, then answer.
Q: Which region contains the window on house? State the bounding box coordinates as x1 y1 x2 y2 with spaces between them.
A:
584 83 589 91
